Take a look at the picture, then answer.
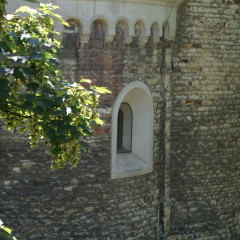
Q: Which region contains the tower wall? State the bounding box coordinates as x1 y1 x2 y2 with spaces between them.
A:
1 1 169 239
1 0 240 239
167 0 240 239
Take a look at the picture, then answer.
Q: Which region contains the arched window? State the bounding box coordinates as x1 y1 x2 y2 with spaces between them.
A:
62 18 82 52
61 18 82 82
162 20 170 40
117 103 132 153
151 22 159 43
134 21 145 43
89 19 108 48
112 20 129 48
117 109 123 151
111 82 154 179
131 21 146 47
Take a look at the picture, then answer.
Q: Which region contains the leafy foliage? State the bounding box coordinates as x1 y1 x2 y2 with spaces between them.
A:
0 219 16 240
0 0 7 29
0 3 110 169
0 0 7 16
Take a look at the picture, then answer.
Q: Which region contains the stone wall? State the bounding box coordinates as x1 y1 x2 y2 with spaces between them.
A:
1 0 240 239
167 0 240 239
0 21 167 239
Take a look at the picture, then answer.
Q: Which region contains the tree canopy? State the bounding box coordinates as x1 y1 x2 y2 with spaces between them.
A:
0 0 7 29
0 3 110 169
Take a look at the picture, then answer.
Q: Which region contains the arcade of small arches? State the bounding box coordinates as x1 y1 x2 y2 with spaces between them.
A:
61 17 170 48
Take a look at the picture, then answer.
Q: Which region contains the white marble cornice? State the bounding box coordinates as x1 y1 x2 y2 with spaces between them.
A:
56 0 184 7
7 0 184 40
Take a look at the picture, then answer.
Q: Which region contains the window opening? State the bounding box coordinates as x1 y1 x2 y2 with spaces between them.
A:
117 103 132 153
111 81 153 179
117 109 123 151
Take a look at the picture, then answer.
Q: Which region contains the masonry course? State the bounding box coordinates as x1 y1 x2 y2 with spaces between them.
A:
167 0 240 239
0 0 240 239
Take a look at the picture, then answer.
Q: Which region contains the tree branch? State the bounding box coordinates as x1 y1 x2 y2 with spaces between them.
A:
6 100 23 108
0 108 31 118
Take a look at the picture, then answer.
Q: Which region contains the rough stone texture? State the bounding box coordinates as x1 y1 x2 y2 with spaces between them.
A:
167 0 240 239
0 24 165 239
1 0 240 239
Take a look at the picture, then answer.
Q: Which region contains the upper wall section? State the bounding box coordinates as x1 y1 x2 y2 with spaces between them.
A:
6 0 184 41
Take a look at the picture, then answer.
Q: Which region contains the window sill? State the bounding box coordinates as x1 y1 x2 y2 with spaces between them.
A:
112 153 152 179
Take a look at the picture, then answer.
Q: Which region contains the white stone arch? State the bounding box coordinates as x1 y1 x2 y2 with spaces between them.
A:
111 81 154 179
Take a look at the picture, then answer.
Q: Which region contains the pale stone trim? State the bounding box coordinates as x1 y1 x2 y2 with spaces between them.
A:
6 0 180 40
106 35 114 43
111 81 154 179
81 34 90 44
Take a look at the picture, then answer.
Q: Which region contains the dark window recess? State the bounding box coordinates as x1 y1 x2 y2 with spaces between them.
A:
117 109 123 151
117 103 132 153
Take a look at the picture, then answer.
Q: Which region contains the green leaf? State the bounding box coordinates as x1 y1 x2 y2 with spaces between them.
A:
24 0 40 3
0 41 12 53
25 93 35 102
3 225 12 234
38 100 48 109
80 79 91 83
71 126 81 139
27 82 39 92
23 101 33 110
52 97 63 105
0 78 9 100
92 86 111 94
27 38 40 47
60 107 67 116
70 106 77 114
46 129 56 140
13 68 24 80
94 118 104 125
55 120 64 128
56 127 67 135
50 48 57 54
16 6 32 13
57 135 69 143
43 87 55 96
51 110 61 116
48 58 59 66
33 106 44 114
51 146 61 155
80 141 90 152
8 31 17 40
31 52 42 60
20 68 34 80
